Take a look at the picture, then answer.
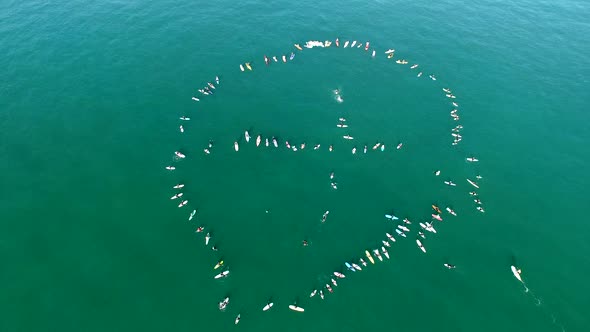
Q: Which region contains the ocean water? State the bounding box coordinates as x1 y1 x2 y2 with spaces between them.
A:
1 0 589 331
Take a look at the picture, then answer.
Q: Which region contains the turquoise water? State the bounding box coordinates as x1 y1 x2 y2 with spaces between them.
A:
1 0 589 331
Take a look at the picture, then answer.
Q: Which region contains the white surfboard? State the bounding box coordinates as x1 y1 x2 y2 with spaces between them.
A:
511 265 523 282
288 305 304 312
467 179 480 189
416 239 426 253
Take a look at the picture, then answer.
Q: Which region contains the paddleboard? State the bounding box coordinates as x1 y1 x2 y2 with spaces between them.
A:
289 305 304 312
382 247 390 259
467 179 480 189
263 303 274 311
374 249 383 261
427 223 437 234
416 239 426 253
219 297 229 311
511 265 523 282
446 207 457 216
386 232 396 242
214 270 229 279
188 209 196 221
325 284 333 293
365 250 375 264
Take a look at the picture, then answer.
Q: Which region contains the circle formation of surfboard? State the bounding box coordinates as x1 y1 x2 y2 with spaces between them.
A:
165 38 486 323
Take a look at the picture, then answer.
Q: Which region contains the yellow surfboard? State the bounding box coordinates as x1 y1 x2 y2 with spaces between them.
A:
365 250 375 264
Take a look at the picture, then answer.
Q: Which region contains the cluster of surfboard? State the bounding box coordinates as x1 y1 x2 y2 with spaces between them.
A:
163 37 491 324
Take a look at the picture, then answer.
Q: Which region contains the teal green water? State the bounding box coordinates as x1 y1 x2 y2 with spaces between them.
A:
1 0 589 331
